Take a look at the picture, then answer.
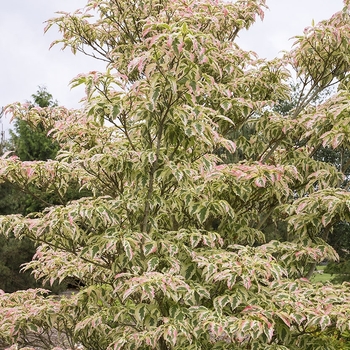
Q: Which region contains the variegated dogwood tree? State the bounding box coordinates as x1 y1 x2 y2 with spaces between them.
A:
1 0 350 349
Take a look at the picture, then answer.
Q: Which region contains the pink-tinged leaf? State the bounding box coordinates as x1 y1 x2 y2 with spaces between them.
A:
68 214 74 225
164 325 178 346
215 164 226 171
148 34 160 47
254 177 266 188
128 55 147 73
241 319 251 333
200 55 208 64
123 286 136 300
242 305 253 313
265 324 274 342
227 274 237 289
231 169 247 179
143 241 157 256
167 36 173 48
296 201 308 213
242 275 252 290
216 324 224 336
222 139 236 153
177 41 185 53
275 172 282 181
331 133 343 149
113 338 127 350
277 312 291 327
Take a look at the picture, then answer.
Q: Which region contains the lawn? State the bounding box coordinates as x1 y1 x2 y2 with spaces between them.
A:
311 264 334 283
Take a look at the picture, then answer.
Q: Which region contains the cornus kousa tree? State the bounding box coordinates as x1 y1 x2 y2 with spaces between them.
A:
2 0 350 349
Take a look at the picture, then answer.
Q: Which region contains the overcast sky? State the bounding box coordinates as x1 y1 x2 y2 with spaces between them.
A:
0 0 344 135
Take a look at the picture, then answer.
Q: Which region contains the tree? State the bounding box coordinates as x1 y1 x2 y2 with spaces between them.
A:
2 86 60 215
9 86 59 162
0 88 64 294
1 0 350 349
273 83 350 282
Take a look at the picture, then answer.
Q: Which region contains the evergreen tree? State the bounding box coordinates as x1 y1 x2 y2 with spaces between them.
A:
10 86 59 161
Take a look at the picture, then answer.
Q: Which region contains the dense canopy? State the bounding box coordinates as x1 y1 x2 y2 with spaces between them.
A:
1 0 350 349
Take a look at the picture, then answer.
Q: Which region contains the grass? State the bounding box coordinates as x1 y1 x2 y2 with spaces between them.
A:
311 264 335 283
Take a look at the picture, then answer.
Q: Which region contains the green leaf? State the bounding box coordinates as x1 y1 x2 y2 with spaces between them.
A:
181 22 189 35
148 151 157 165
196 206 209 223
181 262 196 279
190 232 202 248
194 122 204 135
151 86 160 105
134 304 148 324
143 241 157 256
122 239 133 260
164 324 178 346
147 256 159 271
185 126 194 137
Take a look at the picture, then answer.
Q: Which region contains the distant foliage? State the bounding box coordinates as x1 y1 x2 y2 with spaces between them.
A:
274 83 350 279
1 0 350 349
0 87 62 293
10 86 59 161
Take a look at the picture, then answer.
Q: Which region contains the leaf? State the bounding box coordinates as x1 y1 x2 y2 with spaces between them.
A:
319 315 331 330
164 324 178 346
143 241 157 256
148 152 157 165
221 139 236 153
214 295 230 313
290 312 306 325
190 232 202 248
147 256 159 271
194 122 204 135
185 126 194 137
277 311 291 327
180 22 189 35
181 262 196 279
134 304 148 324
122 239 133 260
196 206 210 224
254 177 266 188
113 338 127 350
151 86 160 106
168 76 177 95
91 245 100 258
321 213 333 227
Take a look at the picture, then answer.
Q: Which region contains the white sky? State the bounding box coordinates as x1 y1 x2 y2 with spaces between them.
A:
0 0 345 136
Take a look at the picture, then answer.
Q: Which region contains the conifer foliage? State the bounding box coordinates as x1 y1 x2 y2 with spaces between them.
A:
1 0 350 349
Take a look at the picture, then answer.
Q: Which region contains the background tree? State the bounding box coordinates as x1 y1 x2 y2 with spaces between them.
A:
10 86 59 162
0 87 64 293
1 0 350 349
273 82 350 282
